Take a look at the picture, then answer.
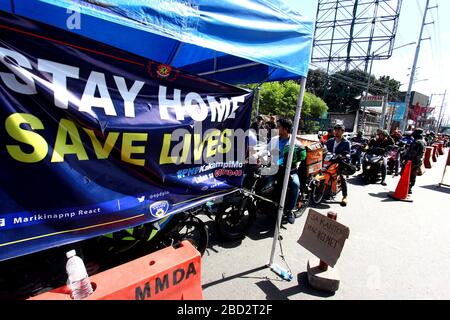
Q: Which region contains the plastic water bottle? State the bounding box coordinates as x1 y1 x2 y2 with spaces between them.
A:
66 250 93 300
270 263 293 281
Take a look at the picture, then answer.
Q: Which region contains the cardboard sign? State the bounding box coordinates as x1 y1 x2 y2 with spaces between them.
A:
298 209 350 267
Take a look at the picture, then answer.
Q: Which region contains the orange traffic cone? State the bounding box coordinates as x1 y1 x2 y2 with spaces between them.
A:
388 160 413 202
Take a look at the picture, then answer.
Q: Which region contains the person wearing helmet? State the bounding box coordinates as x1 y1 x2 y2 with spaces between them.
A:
390 130 403 176
392 130 402 143
402 128 426 195
351 131 368 170
368 129 394 185
325 124 351 206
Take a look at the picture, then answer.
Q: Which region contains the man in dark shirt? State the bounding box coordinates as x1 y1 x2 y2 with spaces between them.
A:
402 128 426 194
325 124 351 206
250 115 265 140
265 115 277 140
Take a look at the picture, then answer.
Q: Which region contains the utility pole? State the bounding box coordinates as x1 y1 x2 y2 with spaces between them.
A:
400 0 436 132
437 90 447 133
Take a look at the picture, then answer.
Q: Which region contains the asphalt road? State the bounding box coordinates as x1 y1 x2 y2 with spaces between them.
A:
200 148 450 300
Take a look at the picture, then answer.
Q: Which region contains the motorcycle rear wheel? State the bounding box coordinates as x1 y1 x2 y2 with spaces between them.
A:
215 200 255 240
310 180 326 205
159 216 209 256
295 191 310 218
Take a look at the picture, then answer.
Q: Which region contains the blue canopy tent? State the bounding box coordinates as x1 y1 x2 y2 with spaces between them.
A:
1 0 313 83
1 0 314 271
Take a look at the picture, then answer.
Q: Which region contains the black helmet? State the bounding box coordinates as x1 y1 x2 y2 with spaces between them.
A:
413 128 424 138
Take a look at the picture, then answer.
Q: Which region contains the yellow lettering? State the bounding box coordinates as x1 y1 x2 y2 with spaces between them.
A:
179 134 191 164
193 133 210 161
121 132 147 166
206 129 221 158
5 113 48 163
84 129 119 159
159 134 177 164
51 119 89 162
218 129 232 154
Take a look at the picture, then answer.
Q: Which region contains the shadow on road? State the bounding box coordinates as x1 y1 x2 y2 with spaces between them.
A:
368 192 392 199
255 272 335 300
420 184 450 195
368 192 405 203
346 175 365 186
202 265 269 290
310 203 331 210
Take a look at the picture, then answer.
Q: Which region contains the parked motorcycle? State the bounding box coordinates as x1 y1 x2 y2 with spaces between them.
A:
0 206 210 299
309 152 356 205
213 162 310 241
94 205 210 267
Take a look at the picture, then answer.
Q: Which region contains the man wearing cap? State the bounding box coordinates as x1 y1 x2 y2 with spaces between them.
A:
402 128 426 194
368 129 394 186
325 124 351 206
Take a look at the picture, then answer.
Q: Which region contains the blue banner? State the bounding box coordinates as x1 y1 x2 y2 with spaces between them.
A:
389 102 406 122
0 12 253 261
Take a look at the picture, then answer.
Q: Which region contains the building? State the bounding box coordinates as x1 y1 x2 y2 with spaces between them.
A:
390 91 430 131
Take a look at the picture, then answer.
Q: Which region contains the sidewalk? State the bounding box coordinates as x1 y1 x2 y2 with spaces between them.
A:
200 149 450 300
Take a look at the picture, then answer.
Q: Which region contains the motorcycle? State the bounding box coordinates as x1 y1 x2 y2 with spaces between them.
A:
309 152 356 205
213 161 310 241
361 147 386 184
90 205 210 273
0 206 210 299
350 142 366 171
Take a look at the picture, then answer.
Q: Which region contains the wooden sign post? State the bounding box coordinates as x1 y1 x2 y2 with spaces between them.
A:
298 209 350 292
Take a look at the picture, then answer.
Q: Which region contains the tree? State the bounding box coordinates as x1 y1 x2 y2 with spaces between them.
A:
306 68 328 97
255 81 327 119
373 75 401 101
323 69 375 113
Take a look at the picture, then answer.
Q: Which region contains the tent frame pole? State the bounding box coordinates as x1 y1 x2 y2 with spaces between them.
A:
268 76 306 267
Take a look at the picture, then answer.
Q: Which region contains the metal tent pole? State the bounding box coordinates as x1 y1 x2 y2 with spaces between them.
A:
255 86 261 117
268 76 306 267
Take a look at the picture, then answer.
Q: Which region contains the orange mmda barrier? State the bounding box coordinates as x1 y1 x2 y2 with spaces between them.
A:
29 240 202 300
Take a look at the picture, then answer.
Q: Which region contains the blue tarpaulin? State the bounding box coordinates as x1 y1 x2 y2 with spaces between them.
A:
0 0 315 261
0 0 314 84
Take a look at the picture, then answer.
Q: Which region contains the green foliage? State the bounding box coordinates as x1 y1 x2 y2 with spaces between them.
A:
242 80 328 120
304 68 403 113
373 75 401 101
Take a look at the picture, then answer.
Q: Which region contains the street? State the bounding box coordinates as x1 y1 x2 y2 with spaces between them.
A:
200 149 450 300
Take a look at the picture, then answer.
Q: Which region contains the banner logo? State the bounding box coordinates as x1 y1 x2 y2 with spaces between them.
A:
149 201 170 219
157 64 172 78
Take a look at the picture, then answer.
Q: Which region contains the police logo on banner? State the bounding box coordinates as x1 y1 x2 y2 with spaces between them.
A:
149 201 170 219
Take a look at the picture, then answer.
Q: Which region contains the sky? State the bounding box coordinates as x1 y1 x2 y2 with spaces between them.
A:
296 0 450 126
371 0 450 125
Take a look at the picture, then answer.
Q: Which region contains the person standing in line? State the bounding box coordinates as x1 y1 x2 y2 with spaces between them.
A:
325 124 351 206
402 128 426 195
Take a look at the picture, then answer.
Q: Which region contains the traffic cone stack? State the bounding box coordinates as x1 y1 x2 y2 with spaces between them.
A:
388 160 413 202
